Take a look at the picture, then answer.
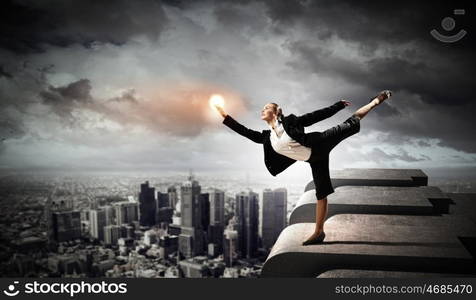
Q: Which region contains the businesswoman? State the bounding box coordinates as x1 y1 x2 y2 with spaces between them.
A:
215 90 392 245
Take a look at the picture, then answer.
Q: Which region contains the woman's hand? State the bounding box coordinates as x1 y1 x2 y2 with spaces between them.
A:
340 99 351 107
214 105 228 118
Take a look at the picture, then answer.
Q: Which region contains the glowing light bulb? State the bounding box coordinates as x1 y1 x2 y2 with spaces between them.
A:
209 94 225 110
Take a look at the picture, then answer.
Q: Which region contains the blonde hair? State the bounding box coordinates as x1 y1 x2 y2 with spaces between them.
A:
270 102 283 122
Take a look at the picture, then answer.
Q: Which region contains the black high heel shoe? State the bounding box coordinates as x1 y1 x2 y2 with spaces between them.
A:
302 231 326 245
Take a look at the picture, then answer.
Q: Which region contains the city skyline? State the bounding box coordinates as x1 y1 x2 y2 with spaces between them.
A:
0 172 292 278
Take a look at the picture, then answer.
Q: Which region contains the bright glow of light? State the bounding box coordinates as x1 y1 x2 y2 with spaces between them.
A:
209 94 225 110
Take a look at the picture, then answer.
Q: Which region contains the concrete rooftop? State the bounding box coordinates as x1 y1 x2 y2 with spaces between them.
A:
262 168 476 278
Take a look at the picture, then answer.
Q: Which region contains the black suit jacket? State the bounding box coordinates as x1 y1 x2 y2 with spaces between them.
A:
222 101 346 176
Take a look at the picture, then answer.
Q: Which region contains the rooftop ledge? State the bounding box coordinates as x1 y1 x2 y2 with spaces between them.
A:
290 186 451 225
261 168 476 278
304 168 428 192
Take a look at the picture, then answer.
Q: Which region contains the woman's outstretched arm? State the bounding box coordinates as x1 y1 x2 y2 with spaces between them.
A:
296 100 350 127
222 115 264 144
215 105 264 144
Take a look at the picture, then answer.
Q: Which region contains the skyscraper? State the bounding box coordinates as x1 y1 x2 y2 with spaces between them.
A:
209 189 225 226
114 201 138 225
45 192 77 245
157 207 173 225
207 189 225 256
157 191 170 209
208 223 224 256
156 191 173 225
200 193 210 232
89 208 107 241
103 205 115 226
261 188 287 250
139 181 156 227
235 191 259 259
167 186 178 209
178 175 204 258
180 176 201 228
50 211 82 242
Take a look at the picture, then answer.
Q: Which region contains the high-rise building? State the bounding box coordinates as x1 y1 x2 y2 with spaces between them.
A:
178 227 204 258
89 209 107 241
167 186 178 209
157 191 170 209
104 225 121 245
180 176 201 228
50 211 82 242
45 192 76 244
261 188 287 250
207 223 224 256
200 193 210 232
139 181 156 227
157 207 174 225
205 189 225 257
209 189 225 226
235 191 259 259
114 201 138 225
155 190 173 225
103 205 115 226
178 175 204 258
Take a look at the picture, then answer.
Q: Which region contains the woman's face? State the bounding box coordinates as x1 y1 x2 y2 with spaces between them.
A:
261 103 277 122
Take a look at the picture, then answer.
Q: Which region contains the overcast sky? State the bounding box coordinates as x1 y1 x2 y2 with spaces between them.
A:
0 0 475 182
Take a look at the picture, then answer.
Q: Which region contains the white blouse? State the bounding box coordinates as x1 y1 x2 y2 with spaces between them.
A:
269 120 312 161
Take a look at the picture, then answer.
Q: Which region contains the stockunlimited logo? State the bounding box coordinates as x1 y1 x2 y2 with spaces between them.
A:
3 281 20 297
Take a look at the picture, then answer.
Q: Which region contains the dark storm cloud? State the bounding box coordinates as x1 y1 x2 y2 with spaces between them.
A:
263 0 474 48
39 79 93 120
0 118 26 141
286 41 474 106
0 115 26 154
0 0 168 54
0 65 13 79
0 59 53 146
417 140 432 147
256 0 476 152
267 0 475 106
208 0 474 107
213 1 268 33
107 89 139 104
